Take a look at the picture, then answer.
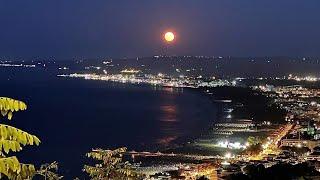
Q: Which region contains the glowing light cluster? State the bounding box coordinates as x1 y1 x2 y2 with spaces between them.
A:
217 141 248 149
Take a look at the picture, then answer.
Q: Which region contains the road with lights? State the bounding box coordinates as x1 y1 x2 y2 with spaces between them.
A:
251 123 294 160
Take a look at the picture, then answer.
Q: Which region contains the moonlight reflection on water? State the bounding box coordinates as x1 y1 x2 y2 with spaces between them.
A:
0 69 217 178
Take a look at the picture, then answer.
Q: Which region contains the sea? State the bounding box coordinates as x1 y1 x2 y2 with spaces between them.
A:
0 67 218 178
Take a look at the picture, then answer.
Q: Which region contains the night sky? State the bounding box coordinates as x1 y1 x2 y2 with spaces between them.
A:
1 0 320 59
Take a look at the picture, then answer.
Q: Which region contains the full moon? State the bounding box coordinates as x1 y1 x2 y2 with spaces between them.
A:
164 32 175 42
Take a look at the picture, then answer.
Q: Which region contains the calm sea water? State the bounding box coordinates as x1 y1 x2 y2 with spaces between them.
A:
0 68 217 178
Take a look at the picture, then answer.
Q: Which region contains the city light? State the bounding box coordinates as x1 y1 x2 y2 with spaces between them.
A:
224 152 232 159
217 141 247 149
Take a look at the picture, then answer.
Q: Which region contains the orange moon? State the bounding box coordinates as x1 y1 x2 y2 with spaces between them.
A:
164 32 175 42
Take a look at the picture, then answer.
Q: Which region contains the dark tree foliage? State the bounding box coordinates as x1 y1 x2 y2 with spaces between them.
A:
243 143 263 156
236 162 320 180
226 173 250 180
243 164 265 179
84 147 143 180
196 175 209 180
314 146 320 152
35 161 63 180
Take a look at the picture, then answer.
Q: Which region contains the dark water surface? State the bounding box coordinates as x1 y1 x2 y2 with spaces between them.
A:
0 68 217 178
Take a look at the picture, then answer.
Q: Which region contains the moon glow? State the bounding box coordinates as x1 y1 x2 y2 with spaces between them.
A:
164 32 175 42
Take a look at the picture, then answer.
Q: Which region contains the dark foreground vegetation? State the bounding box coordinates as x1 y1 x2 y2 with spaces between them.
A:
227 162 320 180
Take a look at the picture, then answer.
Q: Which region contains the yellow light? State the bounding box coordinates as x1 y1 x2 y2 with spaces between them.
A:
164 32 175 42
297 143 302 148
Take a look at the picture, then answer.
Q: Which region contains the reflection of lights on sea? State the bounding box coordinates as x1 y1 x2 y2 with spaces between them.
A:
160 105 177 122
157 136 177 145
224 108 233 113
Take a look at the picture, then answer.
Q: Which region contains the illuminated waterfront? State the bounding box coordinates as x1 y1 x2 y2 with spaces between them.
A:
0 68 218 178
2 0 320 178
58 72 235 88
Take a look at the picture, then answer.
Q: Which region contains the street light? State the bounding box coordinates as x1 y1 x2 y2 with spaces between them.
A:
225 152 232 159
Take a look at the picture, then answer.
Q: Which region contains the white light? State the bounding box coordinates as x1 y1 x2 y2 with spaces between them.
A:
225 152 232 159
221 161 230 166
233 142 241 149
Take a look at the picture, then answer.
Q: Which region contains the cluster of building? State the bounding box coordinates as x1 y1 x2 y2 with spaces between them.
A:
137 163 218 180
253 83 320 166
287 74 320 82
167 81 320 179
58 70 236 88
58 68 320 178
253 84 320 122
0 62 36 68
